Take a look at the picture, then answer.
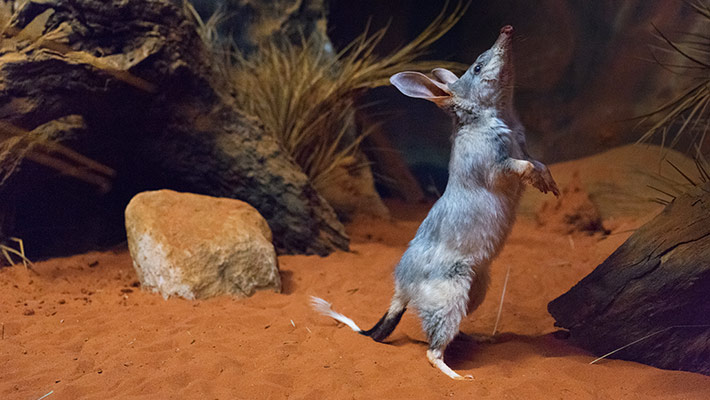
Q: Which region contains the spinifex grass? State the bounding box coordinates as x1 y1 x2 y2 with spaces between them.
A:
193 1 468 193
638 1 709 156
646 155 709 206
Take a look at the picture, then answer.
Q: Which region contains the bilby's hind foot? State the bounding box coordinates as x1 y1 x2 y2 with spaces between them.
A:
426 348 473 380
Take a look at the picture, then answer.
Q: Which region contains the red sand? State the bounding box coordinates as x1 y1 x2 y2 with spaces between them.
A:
2 200 709 399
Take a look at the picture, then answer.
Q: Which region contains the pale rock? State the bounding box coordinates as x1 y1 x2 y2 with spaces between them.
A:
125 190 281 299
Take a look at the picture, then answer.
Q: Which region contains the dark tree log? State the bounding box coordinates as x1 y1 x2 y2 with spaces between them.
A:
0 0 348 256
548 182 710 374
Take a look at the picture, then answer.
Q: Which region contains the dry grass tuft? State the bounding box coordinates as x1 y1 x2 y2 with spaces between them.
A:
190 1 469 192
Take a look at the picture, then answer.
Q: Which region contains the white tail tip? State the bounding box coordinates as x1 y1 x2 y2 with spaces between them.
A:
310 296 362 332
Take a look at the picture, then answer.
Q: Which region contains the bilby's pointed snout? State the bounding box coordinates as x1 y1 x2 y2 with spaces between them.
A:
494 25 513 49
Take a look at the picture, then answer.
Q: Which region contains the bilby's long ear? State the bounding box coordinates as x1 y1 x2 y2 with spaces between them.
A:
431 68 458 85
390 72 452 103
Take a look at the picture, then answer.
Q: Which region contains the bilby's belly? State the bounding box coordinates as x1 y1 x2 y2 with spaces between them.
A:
396 185 521 285
434 186 520 263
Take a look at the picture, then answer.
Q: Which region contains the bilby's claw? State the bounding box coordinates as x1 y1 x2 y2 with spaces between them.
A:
426 349 473 381
452 373 474 381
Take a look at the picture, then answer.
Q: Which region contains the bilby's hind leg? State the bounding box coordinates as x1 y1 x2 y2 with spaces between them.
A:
418 271 473 380
425 320 474 380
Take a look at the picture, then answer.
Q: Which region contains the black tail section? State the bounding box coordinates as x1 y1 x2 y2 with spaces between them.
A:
359 307 407 342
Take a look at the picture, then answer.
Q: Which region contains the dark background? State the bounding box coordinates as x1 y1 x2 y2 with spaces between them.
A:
4 0 703 259
326 0 700 165
190 0 703 175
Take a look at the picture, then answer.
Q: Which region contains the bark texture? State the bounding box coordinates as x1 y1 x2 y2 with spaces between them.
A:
548 183 710 374
0 0 348 256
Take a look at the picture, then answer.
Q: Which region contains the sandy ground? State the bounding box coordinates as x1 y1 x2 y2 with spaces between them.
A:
2 204 709 399
2 145 710 399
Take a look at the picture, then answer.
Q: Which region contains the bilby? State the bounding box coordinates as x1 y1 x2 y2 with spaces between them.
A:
311 25 559 380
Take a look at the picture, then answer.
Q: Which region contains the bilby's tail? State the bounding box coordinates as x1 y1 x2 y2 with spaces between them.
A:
310 295 407 342
310 296 363 332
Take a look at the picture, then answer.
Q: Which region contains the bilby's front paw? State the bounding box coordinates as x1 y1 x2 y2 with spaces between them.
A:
530 161 559 196
507 159 559 196
519 160 559 197
509 159 535 179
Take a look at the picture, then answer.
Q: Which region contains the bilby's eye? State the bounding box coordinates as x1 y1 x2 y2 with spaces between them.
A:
473 64 482 74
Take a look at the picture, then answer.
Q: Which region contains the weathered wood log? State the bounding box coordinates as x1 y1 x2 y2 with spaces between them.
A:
548 182 710 374
0 0 348 256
